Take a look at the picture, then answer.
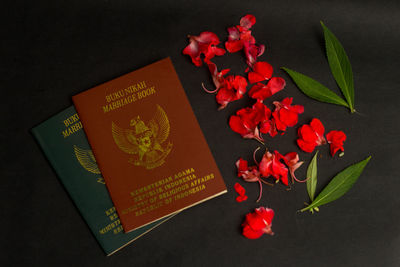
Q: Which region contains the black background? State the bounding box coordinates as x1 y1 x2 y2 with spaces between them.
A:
2 0 400 266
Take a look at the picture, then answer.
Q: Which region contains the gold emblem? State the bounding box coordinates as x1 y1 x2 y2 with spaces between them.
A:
112 104 173 169
73 145 105 184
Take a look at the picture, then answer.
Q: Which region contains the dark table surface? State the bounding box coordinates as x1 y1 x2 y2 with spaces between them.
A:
2 0 400 266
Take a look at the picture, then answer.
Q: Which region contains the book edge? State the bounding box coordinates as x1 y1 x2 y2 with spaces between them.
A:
125 189 227 233
106 212 178 256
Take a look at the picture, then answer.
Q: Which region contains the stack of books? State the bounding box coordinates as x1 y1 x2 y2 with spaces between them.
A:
32 58 227 255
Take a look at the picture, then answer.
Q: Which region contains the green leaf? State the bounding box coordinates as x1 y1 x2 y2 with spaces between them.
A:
321 21 355 113
282 67 349 108
306 151 319 202
301 156 371 212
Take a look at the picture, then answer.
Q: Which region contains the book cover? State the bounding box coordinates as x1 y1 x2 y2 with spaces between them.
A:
72 57 227 233
32 106 173 256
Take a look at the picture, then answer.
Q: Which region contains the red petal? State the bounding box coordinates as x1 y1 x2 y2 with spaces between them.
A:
240 30 256 44
255 207 274 225
212 46 227 56
281 97 293 106
269 119 278 137
248 83 265 99
326 130 346 156
244 42 265 68
242 224 264 239
183 41 202 66
245 212 266 231
259 120 271 134
282 152 299 166
233 75 248 97
248 72 266 84
236 195 248 202
298 124 318 143
310 118 325 137
229 115 249 136
279 109 298 127
252 101 271 120
216 87 236 109
272 111 287 131
204 46 226 63
291 104 304 114
207 61 218 76
227 26 240 41
236 158 249 173
265 77 285 95
327 130 346 143
240 14 256 29
234 182 246 196
259 151 273 177
297 138 316 153
196 31 220 45
271 155 289 185
225 40 244 53
253 62 273 80
205 62 230 93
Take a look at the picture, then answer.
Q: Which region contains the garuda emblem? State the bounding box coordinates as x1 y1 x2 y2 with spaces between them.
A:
111 104 173 170
73 145 105 184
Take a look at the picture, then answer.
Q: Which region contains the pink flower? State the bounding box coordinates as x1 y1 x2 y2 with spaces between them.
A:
242 207 274 239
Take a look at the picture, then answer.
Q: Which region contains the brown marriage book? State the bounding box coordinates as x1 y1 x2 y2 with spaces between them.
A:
72 58 227 233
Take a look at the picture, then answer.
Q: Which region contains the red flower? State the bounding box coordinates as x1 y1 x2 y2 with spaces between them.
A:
326 130 346 156
237 148 304 202
272 97 304 131
183 31 226 67
248 61 273 84
203 62 247 110
224 14 265 68
297 118 327 153
225 15 256 53
242 207 274 239
216 75 248 110
229 101 270 143
234 182 248 202
248 77 286 101
259 150 289 185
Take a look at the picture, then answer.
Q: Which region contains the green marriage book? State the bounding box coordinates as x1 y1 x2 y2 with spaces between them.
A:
32 106 173 256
